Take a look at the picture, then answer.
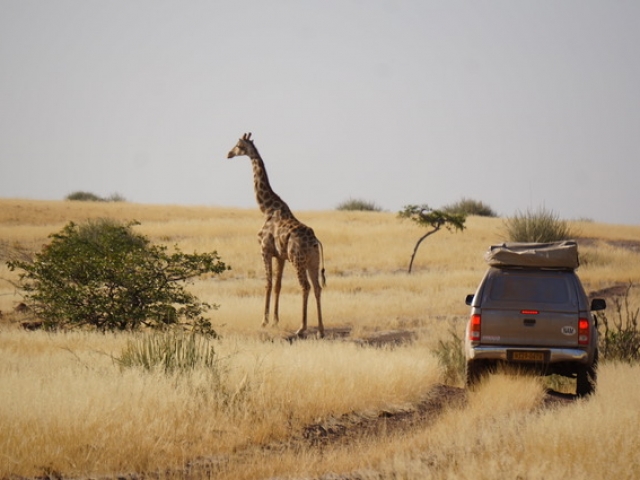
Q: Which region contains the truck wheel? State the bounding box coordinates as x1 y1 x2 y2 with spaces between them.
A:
465 360 485 388
576 351 598 397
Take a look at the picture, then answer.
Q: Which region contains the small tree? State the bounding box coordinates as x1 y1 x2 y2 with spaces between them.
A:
8 219 229 333
398 205 466 273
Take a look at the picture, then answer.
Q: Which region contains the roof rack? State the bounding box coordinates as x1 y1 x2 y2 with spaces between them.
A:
484 241 579 270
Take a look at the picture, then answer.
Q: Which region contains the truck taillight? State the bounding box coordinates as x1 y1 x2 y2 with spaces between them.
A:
469 314 481 342
578 318 589 345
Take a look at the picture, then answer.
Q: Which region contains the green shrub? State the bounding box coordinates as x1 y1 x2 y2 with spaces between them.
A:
115 331 217 373
598 284 640 364
442 198 497 217
8 219 228 332
504 207 575 242
65 191 126 202
66 191 104 202
336 198 383 212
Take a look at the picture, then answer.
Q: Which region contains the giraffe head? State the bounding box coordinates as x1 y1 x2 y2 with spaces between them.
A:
227 132 258 159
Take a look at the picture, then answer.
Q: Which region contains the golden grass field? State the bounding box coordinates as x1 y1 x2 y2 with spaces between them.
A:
1 198 640 479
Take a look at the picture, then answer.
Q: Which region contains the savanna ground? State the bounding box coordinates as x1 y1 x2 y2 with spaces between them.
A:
1 199 640 479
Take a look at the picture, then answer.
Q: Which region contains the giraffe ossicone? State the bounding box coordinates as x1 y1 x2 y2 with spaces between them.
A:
226 132 325 338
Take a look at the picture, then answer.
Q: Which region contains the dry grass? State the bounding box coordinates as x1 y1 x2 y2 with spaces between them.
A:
0 330 441 478
372 364 640 479
1 199 640 479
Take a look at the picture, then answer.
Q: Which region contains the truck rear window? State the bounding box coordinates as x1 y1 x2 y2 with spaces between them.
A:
488 275 571 304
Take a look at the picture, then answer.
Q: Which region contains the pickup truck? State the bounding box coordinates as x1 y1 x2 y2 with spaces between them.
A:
464 241 606 396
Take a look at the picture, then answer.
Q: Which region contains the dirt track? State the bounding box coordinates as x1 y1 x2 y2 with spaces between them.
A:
183 327 577 480
181 379 575 480
285 327 578 446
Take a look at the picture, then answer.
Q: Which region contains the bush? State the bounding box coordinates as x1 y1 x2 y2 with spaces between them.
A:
66 191 104 202
504 206 575 242
65 191 126 202
8 219 228 332
442 198 497 217
105 192 127 202
336 198 383 212
598 284 640 364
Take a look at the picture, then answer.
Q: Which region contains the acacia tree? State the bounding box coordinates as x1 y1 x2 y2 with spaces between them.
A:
398 205 466 273
8 219 229 333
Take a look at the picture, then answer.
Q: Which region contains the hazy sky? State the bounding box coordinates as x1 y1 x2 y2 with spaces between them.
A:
1 1 639 224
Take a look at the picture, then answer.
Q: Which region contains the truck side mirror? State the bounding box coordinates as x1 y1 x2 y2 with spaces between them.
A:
465 294 474 306
590 298 606 311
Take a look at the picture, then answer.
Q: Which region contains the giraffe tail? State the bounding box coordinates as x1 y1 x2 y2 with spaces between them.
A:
318 240 326 288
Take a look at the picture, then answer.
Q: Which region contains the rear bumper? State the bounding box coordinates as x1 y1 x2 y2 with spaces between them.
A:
467 345 590 364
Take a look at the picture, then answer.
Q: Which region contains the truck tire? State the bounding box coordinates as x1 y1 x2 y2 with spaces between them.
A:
465 360 485 388
576 350 598 397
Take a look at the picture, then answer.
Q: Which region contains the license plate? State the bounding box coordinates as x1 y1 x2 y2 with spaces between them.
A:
508 350 547 362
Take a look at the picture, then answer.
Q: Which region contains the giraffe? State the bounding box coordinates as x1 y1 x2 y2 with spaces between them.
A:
226 133 326 338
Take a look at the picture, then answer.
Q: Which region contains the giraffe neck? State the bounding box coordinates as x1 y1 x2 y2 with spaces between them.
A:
250 155 292 216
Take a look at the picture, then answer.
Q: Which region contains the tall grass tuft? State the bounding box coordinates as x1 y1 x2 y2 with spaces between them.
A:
434 329 465 386
504 206 575 242
116 331 217 373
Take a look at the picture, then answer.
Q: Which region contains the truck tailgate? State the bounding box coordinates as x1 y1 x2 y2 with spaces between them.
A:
480 308 579 348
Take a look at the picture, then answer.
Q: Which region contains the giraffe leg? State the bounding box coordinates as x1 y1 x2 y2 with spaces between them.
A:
262 254 273 327
310 269 324 338
295 266 311 338
272 257 285 326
